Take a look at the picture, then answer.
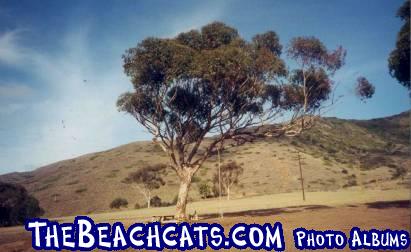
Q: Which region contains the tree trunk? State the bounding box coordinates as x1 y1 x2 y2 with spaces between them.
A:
227 186 230 200
174 171 193 221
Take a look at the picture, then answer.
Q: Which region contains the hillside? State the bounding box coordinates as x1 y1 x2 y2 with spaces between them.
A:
0 111 410 217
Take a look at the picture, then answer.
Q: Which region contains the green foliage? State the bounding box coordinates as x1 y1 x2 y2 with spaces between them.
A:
388 0 410 89
117 22 306 172
117 21 372 217
355 77 375 101
286 67 332 110
149 196 174 207
287 36 346 74
0 182 44 227
252 31 282 55
150 196 162 207
110 197 128 209
285 36 349 111
200 22 239 49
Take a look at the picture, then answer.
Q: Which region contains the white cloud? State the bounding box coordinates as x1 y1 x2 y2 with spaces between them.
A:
0 29 27 65
0 103 25 115
165 1 230 37
0 27 142 173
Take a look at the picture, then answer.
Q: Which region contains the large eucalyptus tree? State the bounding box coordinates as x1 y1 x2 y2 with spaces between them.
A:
117 22 371 220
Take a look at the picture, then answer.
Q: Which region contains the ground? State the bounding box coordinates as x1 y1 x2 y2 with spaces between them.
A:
0 189 409 251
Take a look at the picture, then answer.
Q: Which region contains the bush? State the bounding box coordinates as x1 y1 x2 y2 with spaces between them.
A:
359 155 389 170
150 196 162 207
191 176 201 183
0 182 44 227
148 196 174 207
110 198 128 209
198 183 212 199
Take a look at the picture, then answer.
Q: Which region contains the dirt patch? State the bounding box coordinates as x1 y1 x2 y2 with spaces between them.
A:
201 205 332 219
365 200 410 209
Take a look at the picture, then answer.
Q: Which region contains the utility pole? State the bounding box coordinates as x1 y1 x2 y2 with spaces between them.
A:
297 151 306 201
218 146 223 219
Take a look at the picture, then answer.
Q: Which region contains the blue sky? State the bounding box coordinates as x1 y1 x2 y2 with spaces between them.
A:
0 0 409 174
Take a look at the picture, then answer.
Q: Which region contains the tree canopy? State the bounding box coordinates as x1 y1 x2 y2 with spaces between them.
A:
117 23 344 173
355 77 375 102
388 0 410 89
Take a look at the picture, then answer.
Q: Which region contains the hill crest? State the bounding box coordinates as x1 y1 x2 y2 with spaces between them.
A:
0 111 409 217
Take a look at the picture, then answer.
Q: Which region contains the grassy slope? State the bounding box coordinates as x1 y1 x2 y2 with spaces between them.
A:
51 188 409 224
0 111 409 217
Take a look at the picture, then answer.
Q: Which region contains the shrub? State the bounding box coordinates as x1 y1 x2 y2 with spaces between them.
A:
359 155 389 170
110 198 128 209
150 196 162 207
171 195 178 205
198 183 212 199
134 202 147 209
0 182 44 227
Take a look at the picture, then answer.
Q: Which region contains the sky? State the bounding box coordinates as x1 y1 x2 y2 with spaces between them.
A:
0 0 409 174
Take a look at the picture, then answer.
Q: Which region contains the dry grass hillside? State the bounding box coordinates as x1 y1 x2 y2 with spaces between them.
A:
0 111 410 218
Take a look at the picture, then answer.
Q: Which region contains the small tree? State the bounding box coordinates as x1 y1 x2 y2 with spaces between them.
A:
213 161 244 200
355 77 375 102
285 36 346 125
122 164 166 208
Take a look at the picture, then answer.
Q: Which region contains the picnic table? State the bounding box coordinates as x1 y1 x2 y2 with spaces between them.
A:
151 211 199 223
151 215 175 223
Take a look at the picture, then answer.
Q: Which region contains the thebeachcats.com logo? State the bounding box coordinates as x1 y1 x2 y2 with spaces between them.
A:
25 216 410 251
